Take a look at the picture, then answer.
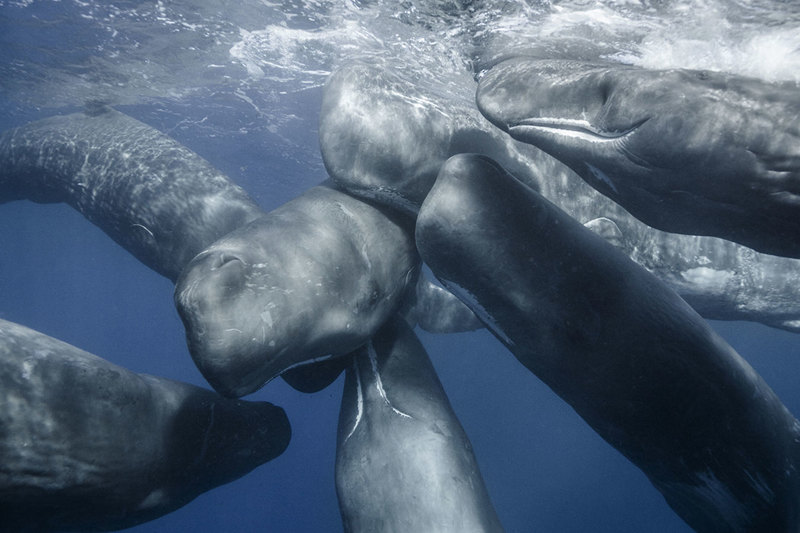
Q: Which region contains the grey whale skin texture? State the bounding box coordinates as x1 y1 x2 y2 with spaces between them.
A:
476 57 800 258
0 108 477 397
416 154 800 532
336 317 504 533
320 62 800 333
0 318 290 532
0 107 263 282
175 182 420 398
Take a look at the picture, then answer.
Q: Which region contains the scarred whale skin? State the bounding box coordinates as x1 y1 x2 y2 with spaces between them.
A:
319 61 540 215
0 318 290 532
320 62 800 334
477 58 800 258
416 154 800 532
175 182 420 398
0 108 472 395
0 107 263 281
335 316 504 533
0 108 350 393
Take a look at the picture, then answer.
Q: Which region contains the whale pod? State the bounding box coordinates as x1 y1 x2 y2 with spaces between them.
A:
0 109 478 395
319 62 800 333
477 58 800 258
336 316 504 532
417 154 800 532
0 318 290 532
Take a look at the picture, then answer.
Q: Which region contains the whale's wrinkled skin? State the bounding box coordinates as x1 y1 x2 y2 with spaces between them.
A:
0 318 290 532
335 316 504 533
417 154 800 532
175 182 420 398
477 58 800 258
0 107 264 281
0 108 478 395
319 61 541 215
319 62 800 333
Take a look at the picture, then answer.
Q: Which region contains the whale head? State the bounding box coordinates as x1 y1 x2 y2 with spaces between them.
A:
174 224 307 398
319 61 454 214
476 58 667 200
477 57 800 252
174 185 420 398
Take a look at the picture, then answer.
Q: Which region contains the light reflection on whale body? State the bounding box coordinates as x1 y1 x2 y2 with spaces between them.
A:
476 57 800 258
2 1 800 532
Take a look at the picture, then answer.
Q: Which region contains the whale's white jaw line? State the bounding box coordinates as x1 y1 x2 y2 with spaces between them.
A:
508 117 648 144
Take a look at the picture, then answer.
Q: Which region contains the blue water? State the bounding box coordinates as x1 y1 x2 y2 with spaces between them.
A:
1 1 799 531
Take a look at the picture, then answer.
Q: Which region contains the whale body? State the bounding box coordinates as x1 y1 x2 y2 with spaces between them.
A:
0 108 476 396
0 318 290 532
0 107 263 281
319 62 800 333
417 153 800 532
477 58 800 258
336 317 504 532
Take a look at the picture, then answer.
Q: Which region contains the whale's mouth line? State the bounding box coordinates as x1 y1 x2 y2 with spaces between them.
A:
508 117 648 143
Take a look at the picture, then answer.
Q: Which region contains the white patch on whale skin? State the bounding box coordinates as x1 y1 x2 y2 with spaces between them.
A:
586 163 620 194
280 353 337 374
335 202 373 271
686 470 758 530
584 217 624 248
138 488 169 511
367 341 412 420
509 117 638 144
343 358 364 445
130 223 154 238
680 267 734 291
782 319 800 330
260 308 274 329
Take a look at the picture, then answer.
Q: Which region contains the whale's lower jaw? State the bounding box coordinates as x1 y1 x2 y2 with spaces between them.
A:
509 117 647 144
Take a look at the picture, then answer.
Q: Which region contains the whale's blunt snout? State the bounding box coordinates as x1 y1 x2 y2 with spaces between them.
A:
252 401 292 460
418 154 514 247
476 58 573 130
175 248 280 399
175 250 248 322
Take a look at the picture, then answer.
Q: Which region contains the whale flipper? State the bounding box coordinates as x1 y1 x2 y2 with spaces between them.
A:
335 316 504 532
